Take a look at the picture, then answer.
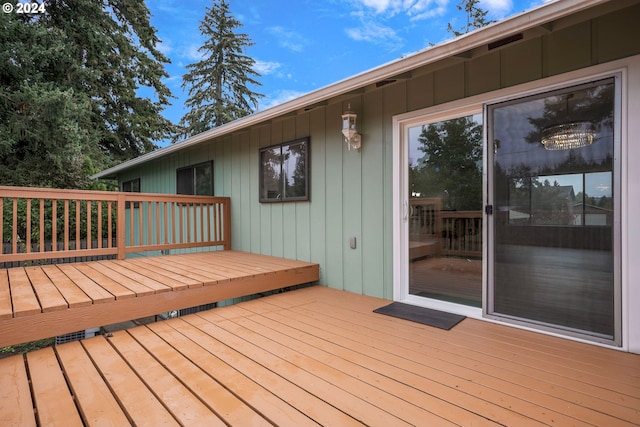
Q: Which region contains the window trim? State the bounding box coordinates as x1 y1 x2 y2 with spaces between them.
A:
259 137 310 203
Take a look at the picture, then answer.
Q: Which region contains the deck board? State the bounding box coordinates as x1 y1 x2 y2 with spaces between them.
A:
82 337 181 427
0 270 13 320
140 321 320 427
1 286 639 426
25 267 68 312
96 260 174 294
27 347 84 427
55 341 131 427
55 264 115 304
41 265 93 308
106 331 227 426
8 269 41 317
0 355 35 427
0 251 319 348
127 326 272 427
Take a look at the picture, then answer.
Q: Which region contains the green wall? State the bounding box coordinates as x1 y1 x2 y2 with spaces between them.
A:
117 3 640 300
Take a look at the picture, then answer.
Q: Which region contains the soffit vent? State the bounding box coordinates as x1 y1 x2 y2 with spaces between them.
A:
488 33 524 50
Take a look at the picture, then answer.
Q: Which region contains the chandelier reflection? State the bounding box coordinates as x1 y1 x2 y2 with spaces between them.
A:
541 121 596 150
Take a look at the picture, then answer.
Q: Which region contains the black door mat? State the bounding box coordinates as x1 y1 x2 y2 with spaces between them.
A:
373 302 466 330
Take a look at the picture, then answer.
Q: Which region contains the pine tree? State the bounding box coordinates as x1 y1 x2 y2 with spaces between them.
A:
177 0 263 140
0 0 174 189
447 0 494 37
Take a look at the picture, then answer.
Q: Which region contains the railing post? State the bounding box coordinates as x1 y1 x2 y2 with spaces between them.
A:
116 193 126 260
223 198 231 250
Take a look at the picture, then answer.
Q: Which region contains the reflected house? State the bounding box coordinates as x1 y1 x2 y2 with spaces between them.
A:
573 201 613 226
93 0 640 354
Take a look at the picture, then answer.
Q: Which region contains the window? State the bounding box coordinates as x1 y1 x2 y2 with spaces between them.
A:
176 161 213 195
122 178 140 208
260 138 309 202
122 178 140 193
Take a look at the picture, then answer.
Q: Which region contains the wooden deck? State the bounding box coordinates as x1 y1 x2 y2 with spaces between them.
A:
0 251 319 347
1 285 638 426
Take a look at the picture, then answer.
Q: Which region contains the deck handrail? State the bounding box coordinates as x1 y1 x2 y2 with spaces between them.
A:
0 186 231 263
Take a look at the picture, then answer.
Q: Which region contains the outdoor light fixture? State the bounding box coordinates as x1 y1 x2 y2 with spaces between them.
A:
341 104 361 151
541 94 596 151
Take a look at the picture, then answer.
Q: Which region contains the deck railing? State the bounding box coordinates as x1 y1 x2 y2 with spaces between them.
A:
410 198 482 258
0 186 231 264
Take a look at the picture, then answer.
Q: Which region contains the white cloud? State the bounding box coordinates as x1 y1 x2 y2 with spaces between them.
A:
183 44 206 62
346 21 400 44
407 0 448 21
480 0 513 17
253 60 281 76
358 0 392 14
156 39 173 56
267 26 308 52
259 89 307 110
351 0 448 18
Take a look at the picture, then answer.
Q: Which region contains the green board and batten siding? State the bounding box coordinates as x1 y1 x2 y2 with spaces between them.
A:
117 4 640 299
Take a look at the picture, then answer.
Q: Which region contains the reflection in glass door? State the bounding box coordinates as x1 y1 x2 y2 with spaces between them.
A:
488 78 619 343
407 114 483 307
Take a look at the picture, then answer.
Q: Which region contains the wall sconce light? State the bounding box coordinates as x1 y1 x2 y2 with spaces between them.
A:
341 104 361 151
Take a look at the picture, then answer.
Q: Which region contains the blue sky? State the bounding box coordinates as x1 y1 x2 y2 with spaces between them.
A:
146 0 547 142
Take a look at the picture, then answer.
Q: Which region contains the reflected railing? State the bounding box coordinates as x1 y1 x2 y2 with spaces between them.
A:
409 198 482 258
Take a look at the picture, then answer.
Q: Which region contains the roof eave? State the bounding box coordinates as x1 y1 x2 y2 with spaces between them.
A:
92 0 610 180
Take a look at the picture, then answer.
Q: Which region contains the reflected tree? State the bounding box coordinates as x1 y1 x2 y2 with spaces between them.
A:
412 117 482 211
525 82 615 148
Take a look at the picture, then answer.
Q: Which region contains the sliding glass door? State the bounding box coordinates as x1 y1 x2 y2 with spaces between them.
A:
487 78 620 343
406 113 483 308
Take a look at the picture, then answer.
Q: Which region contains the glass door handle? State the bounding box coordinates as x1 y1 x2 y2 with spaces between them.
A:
403 200 408 222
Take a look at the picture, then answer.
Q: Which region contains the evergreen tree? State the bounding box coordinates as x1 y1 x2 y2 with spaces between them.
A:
0 0 174 188
413 117 483 211
177 0 262 140
447 0 494 37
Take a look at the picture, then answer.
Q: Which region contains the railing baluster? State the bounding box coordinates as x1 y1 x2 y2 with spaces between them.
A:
64 200 69 251
26 199 31 253
187 203 192 244
200 203 205 244
215 202 219 243
163 202 168 246
138 200 143 246
107 201 113 249
155 202 161 246
147 201 153 246
207 204 212 243
39 199 44 253
12 199 17 255
86 200 92 250
179 203 184 244
52 200 57 253
0 198 3 255
97 201 103 249
75 200 81 251
171 202 176 245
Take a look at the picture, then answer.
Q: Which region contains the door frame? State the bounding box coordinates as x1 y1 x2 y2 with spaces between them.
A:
393 102 485 319
392 57 636 350
484 76 623 346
